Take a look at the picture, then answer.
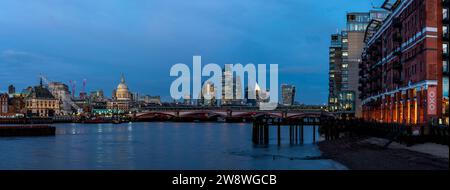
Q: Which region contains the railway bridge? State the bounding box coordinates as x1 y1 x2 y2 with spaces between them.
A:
132 106 335 122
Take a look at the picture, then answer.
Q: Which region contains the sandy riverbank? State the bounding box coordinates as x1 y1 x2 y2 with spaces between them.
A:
318 137 449 170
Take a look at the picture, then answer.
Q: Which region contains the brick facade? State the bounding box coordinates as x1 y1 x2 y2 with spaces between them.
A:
360 0 445 125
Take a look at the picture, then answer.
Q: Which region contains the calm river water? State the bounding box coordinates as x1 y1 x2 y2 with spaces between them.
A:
0 122 346 170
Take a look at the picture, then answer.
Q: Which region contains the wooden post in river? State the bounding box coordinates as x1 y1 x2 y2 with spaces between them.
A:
277 123 281 146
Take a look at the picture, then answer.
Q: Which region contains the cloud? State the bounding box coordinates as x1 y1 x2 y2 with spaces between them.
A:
0 49 80 88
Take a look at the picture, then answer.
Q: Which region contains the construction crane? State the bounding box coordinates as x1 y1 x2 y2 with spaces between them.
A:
40 75 83 114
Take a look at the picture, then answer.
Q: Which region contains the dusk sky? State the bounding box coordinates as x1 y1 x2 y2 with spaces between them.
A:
0 0 382 104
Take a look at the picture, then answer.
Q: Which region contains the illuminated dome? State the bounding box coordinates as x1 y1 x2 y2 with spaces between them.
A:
116 74 131 101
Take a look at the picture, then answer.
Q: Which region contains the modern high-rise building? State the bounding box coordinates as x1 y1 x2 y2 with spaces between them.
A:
8 85 15 95
329 11 388 117
199 81 216 106
221 66 243 105
281 84 296 106
359 0 446 125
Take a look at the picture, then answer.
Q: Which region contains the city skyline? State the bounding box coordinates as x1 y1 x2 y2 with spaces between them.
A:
0 0 382 104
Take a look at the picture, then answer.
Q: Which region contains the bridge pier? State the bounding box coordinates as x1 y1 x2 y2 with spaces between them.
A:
254 123 310 145
277 123 281 146
301 124 304 144
253 121 269 145
313 125 316 144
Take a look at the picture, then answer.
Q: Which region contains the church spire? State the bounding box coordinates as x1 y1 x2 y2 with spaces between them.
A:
121 74 125 84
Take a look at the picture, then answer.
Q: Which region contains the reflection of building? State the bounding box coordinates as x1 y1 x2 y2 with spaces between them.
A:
48 82 72 114
0 93 8 114
329 11 388 117
25 80 60 117
360 0 445 125
107 75 131 111
281 84 296 106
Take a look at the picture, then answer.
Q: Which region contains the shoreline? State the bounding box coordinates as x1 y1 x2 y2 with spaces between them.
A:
318 136 449 170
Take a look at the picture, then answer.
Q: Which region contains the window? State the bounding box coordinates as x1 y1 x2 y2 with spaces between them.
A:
444 25 448 37
346 93 353 100
444 8 448 20
342 64 348 68
444 60 449 73
444 43 449 55
342 52 348 57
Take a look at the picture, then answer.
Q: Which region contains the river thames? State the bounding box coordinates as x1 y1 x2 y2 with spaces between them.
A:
0 122 346 170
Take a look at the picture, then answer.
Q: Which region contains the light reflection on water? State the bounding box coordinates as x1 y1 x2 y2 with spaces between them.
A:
0 122 346 170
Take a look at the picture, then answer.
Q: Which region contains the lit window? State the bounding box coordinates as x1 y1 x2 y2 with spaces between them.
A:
444 43 449 55
444 25 448 37
342 52 349 57
444 8 448 20
346 93 353 100
444 60 449 73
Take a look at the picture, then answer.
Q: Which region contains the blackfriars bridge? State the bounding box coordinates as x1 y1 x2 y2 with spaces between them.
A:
132 106 336 122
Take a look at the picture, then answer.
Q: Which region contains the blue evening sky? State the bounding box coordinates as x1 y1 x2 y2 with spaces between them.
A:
0 0 383 104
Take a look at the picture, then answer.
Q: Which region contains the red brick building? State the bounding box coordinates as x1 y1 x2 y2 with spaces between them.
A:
360 0 445 125
0 93 8 115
